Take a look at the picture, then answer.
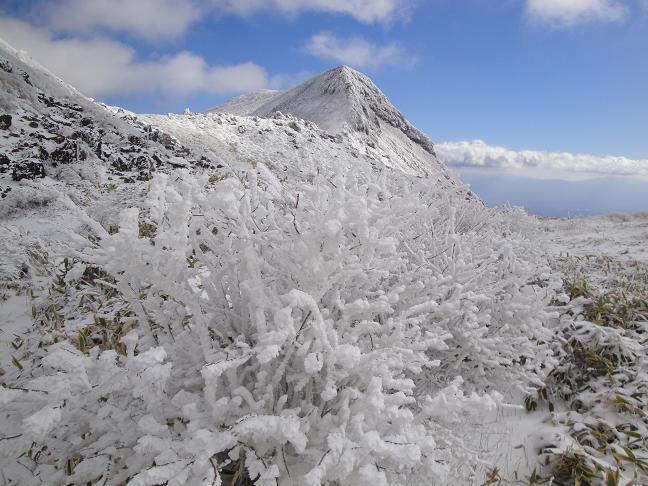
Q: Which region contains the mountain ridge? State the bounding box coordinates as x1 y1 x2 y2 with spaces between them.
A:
208 65 447 178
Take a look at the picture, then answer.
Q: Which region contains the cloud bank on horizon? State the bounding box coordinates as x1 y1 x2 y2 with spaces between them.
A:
437 140 648 178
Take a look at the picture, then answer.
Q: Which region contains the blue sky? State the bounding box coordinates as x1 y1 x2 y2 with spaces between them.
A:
1 0 647 214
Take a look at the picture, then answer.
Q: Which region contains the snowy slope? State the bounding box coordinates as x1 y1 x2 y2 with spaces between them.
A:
0 38 216 278
138 110 471 199
210 89 282 115
208 66 453 178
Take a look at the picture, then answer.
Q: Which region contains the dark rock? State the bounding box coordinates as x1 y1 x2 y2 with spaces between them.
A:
38 146 49 160
133 155 154 173
95 141 103 159
111 157 129 172
0 153 11 173
12 160 46 181
72 130 100 148
51 140 79 164
37 93 57 107
21 70 32 86
197 156 212 168
80 118 93 127
111 153 154 179
0 114 11 129
128 135 144 146
29 121 39 128
0 58 13 73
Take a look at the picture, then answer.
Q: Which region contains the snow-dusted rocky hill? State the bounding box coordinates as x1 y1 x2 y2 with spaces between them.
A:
2 38 647 486
209 66 452 179
212 89 283 116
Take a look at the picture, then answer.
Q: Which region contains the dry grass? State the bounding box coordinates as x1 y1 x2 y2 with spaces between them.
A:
138 216 157 239
524 259 648 485
549 451 598 486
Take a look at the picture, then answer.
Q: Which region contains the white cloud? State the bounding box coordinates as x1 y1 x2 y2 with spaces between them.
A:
40 0 203 40
527 0 628 26
304 32 414 69
211 0 414 24
437 140 648 177
33 0 413 41
0 17 269 97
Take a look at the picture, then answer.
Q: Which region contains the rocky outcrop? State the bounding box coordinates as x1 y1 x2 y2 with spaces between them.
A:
0 47 217 184
0 114 11 129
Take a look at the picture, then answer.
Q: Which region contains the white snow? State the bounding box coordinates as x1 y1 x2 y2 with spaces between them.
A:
208 66 457 180
209 89 282 116
541 212 648 264
1 36 647 486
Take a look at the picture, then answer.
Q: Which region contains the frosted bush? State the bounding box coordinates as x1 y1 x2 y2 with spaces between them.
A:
1 164 559 484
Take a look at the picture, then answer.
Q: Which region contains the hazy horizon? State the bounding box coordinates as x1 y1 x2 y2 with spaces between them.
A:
459 170 648 217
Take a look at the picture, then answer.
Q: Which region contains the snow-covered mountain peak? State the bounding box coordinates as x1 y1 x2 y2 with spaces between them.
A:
305 64 376 98
209 65 448 177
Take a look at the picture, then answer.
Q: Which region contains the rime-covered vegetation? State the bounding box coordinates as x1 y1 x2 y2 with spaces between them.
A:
1 37 647 486
1 157 564 485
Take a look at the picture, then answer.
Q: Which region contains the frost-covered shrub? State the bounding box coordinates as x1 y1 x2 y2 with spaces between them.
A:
1 165 558 484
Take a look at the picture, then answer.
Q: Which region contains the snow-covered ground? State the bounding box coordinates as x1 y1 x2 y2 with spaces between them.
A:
1 37 647 486
541 213 648 264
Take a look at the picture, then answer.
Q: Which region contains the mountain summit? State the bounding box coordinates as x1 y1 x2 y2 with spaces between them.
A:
209 66 450 179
